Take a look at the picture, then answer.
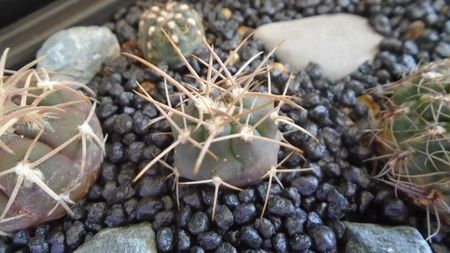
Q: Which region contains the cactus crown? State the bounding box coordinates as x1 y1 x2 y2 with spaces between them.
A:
0 49 105 234
138 2 205 66
367 59 450 239
125 35 313 219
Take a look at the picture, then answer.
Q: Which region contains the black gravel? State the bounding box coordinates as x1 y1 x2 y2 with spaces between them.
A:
3 0 450 252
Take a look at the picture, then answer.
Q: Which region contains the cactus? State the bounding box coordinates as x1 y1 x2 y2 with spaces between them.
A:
125 35 313 218
138 2 205 66
365 59 450 238
0 49 105 234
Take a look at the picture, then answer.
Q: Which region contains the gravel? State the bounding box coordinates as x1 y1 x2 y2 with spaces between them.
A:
3 0 450 252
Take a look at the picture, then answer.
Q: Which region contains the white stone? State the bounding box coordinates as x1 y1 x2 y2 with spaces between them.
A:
37 26 120 83
254 14 383 80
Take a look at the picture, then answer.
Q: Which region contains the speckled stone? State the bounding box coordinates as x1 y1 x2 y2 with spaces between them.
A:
37 26 120 83
74 223 156 253
344 222 432 253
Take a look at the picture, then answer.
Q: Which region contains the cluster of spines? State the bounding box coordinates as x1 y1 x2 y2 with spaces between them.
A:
138 2 204 65
126 34 314 219
0 48 105 234
366 59 450 240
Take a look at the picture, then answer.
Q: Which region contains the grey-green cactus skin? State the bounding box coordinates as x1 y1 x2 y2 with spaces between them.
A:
138 2 205 66
173 95 282 186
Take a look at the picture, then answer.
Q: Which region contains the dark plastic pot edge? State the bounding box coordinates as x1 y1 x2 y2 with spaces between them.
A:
0 0 136 69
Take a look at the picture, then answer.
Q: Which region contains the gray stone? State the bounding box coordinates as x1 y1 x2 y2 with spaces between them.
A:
344 222 432 253
254 14 383 80
37 26 120 83
74 223 157 253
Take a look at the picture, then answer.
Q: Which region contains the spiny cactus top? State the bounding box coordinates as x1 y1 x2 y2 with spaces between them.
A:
125 35 313 218
369 59 450 234
0 49 104 233
138 2 205 66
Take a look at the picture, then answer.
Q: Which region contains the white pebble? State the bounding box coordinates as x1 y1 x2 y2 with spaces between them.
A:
171 35 179 43
180 4 189 10
151 6 159 12
157 16 165 23
187 18 196 26
167 21 176 29
174 13 183 19
148 26 156 35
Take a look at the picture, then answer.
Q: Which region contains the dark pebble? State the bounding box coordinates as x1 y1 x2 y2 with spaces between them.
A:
359 191 374 213
239 189 256 203
327 220 346 240
436 42 450 57
291 233 312 252
309 105 331 126
222 193 240 208
177 229 191 251
282 187 301 208
136 197 164 220
113 113 133 134
190 246 206 253
306 212 323 230
267 195 295 217
309 225 337 252
126 141 145 163
97 103 118 118
182 189 204 209
13 229 31 246
338 88 357 107
284 216 306 236
198 231 223 250
105 142 124 163
343 166 371 189
137 176 167 197
240 226 263 249
215 242 237 253
65 221 86 249
214 205 234 230
157 227 174 252
233 204 257 224
153 211 175 230
48 230 65 253
104 204 125 227
326 188 349 219
383 198 408 223
28 236 49 253
292 176 319 196
254 218 275 239
188 212 210 235
177 205 193 227
371 15 391 35
338 180 358 198
272 233 288 253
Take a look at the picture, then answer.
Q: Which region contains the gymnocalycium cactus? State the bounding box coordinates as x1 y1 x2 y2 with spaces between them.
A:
125 35 313 218
0 49 105 234
365 59 450 238
138 2 205 66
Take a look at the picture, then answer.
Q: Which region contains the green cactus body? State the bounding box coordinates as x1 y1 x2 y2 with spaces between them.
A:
138 2 205 66
0 49 104 233
374 59 450 226
172 94 282 186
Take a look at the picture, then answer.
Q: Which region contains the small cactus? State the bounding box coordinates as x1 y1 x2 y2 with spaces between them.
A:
125 35 313 218
0 49 105 234
138 2 205 66
365 59 450 238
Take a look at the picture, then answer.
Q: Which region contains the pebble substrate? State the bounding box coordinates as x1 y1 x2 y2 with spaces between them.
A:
2 0 450 252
